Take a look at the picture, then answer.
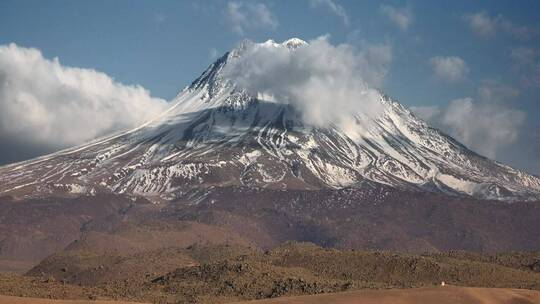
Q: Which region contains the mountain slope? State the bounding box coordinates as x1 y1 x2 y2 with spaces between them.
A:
1 38 539 202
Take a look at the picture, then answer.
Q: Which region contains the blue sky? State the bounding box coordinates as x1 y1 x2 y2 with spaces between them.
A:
1 0 540 173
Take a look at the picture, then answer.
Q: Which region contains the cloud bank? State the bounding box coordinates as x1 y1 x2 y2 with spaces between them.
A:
226 1 278 35
412 82 524 159
429 56 469 82
0 43 167 164
440 98 524 159
224 37 392 127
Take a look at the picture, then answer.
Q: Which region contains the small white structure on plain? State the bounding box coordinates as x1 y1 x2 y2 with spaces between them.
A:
441 281 446 286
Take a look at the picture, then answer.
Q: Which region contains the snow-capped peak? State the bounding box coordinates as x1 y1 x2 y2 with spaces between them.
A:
235 38 308 54
282 38 308 49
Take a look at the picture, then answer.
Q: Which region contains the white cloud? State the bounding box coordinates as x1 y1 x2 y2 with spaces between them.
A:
510 47 537 66
226 1 278 35
0 43 168 159
412 82 525 159
477 80 519 103
379 4 413 31
440 97 524 159
464 11 537 40
209 48 219 59
309 0 349 26
223 37 392 127
429 56 469 82
524 63 540 87
153 13 166 24
464 11 497 38
410 105 441 121
509 47 540 87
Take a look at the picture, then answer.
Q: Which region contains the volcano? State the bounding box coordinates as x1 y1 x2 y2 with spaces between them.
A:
1 38 539 202
2 39 540 273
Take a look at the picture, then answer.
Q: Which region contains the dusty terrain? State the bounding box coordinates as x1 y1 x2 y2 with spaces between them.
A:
1 191 539 303
2 286 539 304
2 188 540 274
231 286 540 304
0 295 145 304
4 286 540 304
0 242 538 303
